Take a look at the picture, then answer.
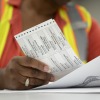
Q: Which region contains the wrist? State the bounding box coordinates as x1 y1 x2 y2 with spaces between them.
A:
0 68 6 90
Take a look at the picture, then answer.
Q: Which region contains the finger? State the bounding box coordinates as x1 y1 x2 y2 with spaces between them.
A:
15 81 48 90
17 65 54 81
15 56 51 73
16 73 48 87
11 82 34 90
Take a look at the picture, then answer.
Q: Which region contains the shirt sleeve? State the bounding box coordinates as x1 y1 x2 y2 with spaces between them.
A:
87 18 100 61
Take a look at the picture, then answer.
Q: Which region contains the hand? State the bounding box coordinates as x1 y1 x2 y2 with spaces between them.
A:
3 56 54 90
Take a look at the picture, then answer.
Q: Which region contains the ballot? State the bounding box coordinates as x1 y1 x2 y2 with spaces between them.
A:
14 19 100 89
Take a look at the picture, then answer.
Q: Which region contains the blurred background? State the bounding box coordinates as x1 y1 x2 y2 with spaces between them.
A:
73 0 100 24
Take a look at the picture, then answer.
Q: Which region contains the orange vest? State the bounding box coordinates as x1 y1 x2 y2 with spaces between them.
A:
0 0 13 58
0 0 92 63
58 5 92 60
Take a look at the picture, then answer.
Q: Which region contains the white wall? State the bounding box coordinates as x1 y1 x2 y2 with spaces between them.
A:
73 0 100 24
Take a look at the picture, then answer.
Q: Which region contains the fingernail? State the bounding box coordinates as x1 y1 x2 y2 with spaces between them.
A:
44 66 51 73
50 76 55 82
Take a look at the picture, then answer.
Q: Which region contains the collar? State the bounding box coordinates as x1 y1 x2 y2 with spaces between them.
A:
8 0 21 7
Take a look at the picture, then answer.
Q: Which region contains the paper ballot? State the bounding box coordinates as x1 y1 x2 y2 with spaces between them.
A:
15 19 83 80
35 56 100 89
15 19 100 89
